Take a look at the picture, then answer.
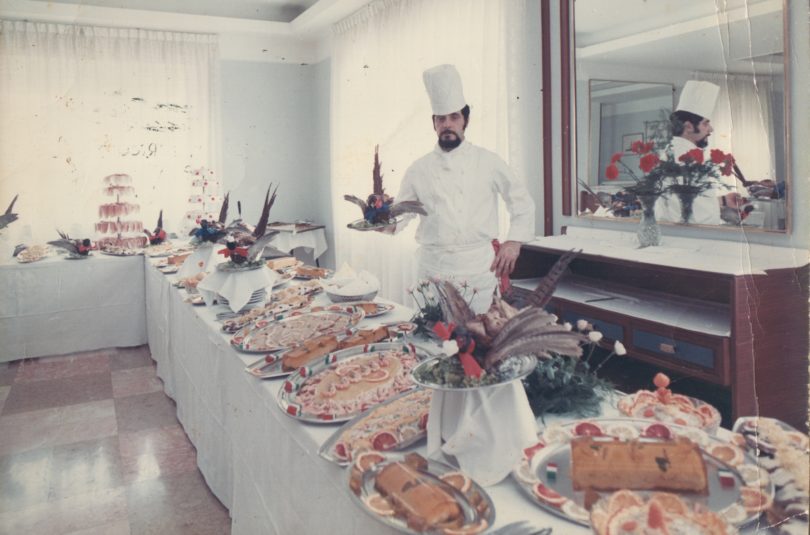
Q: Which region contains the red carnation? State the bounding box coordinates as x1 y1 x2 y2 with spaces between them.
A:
679 148 704 164
721 162 734 176
710 149 727 164
605 164 619 180
643 141 655 153
639 153 660 173
630 140 645 154
610 152 623 164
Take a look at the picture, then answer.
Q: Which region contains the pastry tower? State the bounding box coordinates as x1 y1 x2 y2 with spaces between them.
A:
183 166 224 234
97 174 146 249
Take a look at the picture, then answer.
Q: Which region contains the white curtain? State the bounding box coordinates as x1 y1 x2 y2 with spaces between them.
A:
695 71 775 190
0 21 219 247
330 0 527 306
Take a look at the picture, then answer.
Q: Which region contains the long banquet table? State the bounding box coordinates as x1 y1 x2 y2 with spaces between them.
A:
144 256 625 534
0 253 146 362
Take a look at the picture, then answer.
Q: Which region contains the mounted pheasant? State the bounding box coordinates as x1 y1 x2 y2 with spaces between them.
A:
429 249 585 378
217 184 279 265
344 145 426 227
48 230 95 257
144 210 167 245
0 195 19 231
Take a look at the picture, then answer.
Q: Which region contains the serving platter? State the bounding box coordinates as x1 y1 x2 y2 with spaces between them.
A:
329 301 394 318
277 342 427 424
346 216 404 232
220 296 313 334
319 388 432 465
100 249 143 257
232 307 363 354
347 451 494 535
617 387 722 434
512 417 774 529
411 354 536 392
216 260 264 272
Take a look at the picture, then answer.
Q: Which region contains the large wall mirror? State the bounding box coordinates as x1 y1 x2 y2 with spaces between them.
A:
573 0 789 232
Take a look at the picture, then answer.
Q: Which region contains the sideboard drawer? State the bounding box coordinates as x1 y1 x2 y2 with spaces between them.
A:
632 329 716 370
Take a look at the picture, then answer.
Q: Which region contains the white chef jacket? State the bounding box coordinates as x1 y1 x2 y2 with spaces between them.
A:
397 140 535 312
655 136 725 226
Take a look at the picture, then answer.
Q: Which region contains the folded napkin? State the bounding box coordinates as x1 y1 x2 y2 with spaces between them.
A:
426 382 538 487
322 264 379 297
178 242 223 279
197 265 278 312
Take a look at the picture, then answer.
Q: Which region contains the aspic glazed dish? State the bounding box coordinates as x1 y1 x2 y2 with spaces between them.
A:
277 342 426 423
512 417 773 530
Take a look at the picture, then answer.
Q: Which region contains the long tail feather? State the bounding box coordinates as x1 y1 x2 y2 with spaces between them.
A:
485 330 586 368
528 249 580 309
372 145 384 196
344 195 368 215
254 183 278 238
157 209 163 229
218 193 230 224
5 194 18 215
390 200 427 217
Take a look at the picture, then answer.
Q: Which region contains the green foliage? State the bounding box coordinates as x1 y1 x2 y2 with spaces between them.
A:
522 354 612 419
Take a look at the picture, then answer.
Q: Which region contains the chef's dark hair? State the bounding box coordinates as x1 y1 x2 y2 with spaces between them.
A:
432 105 470 128
670 110 703 136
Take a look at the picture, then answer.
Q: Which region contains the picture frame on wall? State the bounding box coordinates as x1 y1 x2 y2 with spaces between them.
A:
622 132 643 152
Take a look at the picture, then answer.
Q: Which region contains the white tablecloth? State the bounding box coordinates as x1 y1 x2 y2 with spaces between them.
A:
269 228 328 259
0 253 146 362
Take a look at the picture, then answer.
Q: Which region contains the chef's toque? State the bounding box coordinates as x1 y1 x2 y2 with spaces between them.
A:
423 64 467 116
676 80 720 120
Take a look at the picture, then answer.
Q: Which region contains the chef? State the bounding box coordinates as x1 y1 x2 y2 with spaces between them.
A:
656 80 727 225
391 64 535 313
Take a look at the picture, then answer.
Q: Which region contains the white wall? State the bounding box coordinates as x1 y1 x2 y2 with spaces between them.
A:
220 58 334 268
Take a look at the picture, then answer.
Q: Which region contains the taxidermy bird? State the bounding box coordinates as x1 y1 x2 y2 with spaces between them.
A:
577 180 612 210
217 184 279 264
432 249 586 374
144 210 167 245
48 230 95 256
0 194 19 230
344 145 426 225
189 193 229 243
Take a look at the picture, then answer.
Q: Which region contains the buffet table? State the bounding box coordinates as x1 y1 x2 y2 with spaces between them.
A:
144 256 629 534
0 253 147 362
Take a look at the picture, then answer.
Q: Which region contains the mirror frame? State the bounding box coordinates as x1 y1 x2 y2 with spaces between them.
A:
560 0 791 234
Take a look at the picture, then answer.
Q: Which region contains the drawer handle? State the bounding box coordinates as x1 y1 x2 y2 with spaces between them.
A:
659 343 676 354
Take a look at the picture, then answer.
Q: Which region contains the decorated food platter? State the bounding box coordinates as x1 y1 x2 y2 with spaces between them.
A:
411 354 536 392
220 295 313 333
232 307 363 354
272 272 294 287
347 451 494 535
292 265 333 280
330 301 394 318
100 248 143 257
319 388 432 465
277 342 427 424
185 294 205 306
346 215 404 232
617 373 722 434
381 321 418 337
216 260 265 272
512 417 774 530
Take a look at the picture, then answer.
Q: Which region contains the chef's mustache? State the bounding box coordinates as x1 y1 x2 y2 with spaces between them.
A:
440 130 458 136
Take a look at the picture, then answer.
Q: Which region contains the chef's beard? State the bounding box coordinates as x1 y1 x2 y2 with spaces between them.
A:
438 131 462 150
695 135 709 149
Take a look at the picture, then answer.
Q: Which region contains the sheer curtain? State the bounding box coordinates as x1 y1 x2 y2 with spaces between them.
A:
696 71 775 188
330 0 527 306
0 21 219 247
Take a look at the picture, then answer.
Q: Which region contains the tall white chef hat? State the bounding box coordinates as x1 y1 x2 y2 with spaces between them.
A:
676 81 720 120
422 64 467 116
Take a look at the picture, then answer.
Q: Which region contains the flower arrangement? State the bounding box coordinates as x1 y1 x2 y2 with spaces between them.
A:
408 278 477 335
522 320 627 417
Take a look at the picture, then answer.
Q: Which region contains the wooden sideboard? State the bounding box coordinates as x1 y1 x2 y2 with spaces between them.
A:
511 229 809 431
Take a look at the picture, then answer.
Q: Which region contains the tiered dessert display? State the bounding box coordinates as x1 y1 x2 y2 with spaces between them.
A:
344 145 426 230
183 166 223 234
97 174 145 250
47 230 95 259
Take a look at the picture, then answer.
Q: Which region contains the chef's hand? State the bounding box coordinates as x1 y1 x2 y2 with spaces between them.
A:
490 240 521 278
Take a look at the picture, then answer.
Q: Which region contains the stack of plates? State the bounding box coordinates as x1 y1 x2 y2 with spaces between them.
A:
218 288 267 311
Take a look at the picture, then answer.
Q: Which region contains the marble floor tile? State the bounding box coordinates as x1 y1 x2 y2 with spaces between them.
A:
0 360 19 386
114 391 179 434
0 446 53 513
109 346 154 372
0 399 118 456
0 385 10 414
111 365 163 399
0 487 128 535
48 436 125 501
2 372 113 416
15 351 111 384
127 471 230 535
119 425 197 483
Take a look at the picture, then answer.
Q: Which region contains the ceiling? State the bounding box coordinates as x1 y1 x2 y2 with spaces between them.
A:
38 0 320 23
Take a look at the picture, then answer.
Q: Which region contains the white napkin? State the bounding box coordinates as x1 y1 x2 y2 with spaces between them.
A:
197 265 278 312
426 382 538 487
322 266 379 297
177 242 224 279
